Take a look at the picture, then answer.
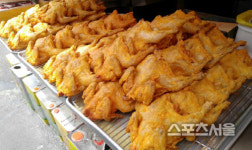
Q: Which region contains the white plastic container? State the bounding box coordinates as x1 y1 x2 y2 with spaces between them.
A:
235 10 252 57
235 24 252 57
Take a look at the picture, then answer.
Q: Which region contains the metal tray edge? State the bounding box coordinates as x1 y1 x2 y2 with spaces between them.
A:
221 105 252 150
17 51 59 95
66 98 124 150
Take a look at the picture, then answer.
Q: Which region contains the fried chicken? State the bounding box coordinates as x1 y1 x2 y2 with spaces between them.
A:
126 93 212 150
56 45 97 97
26 10 136 65
90 20 168 81
120 40 208 105
197 27 246 68
38 0 105 24
1 0 106 51
7 23 64 50
43 44 97 97
151 10 196 33
126 49 252 150
150 10 215 49
26 35 67 65
218 49 252 92
71 9 136 44
43 35 116 97
0 5 40 39
82 82 135 121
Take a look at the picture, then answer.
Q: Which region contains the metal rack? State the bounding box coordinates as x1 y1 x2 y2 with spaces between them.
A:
2 40 252 150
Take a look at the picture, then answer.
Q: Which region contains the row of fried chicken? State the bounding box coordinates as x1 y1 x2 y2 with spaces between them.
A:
1 3 252 149
0 0 106 50
126 49 252 149
40 9 252 150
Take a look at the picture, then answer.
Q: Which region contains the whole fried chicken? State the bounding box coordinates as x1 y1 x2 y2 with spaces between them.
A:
72 9 136 44
38 1 78 25
126 93 212 150
151 10 196 33
56 45 97 97
150 10 215 48
65 0 105 20
82 82 135 121
26 35 67 65
38 0 106 25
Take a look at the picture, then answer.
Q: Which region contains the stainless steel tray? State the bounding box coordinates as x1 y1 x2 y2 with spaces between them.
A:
0 37 25 53
66 80 252 150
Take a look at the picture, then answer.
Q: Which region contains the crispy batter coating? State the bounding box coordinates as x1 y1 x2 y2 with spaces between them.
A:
43 36 116 96
90 20 168 81
126 49 252 150
0 5 40 39
82 82 135 121
7 23 64 50
26 10 136 65
0 0 106 50
197 27 246 68
126 92 212 150
38 0 106 24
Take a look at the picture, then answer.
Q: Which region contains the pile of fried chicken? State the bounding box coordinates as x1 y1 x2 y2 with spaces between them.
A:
1 2 252 149
0 0 106 50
